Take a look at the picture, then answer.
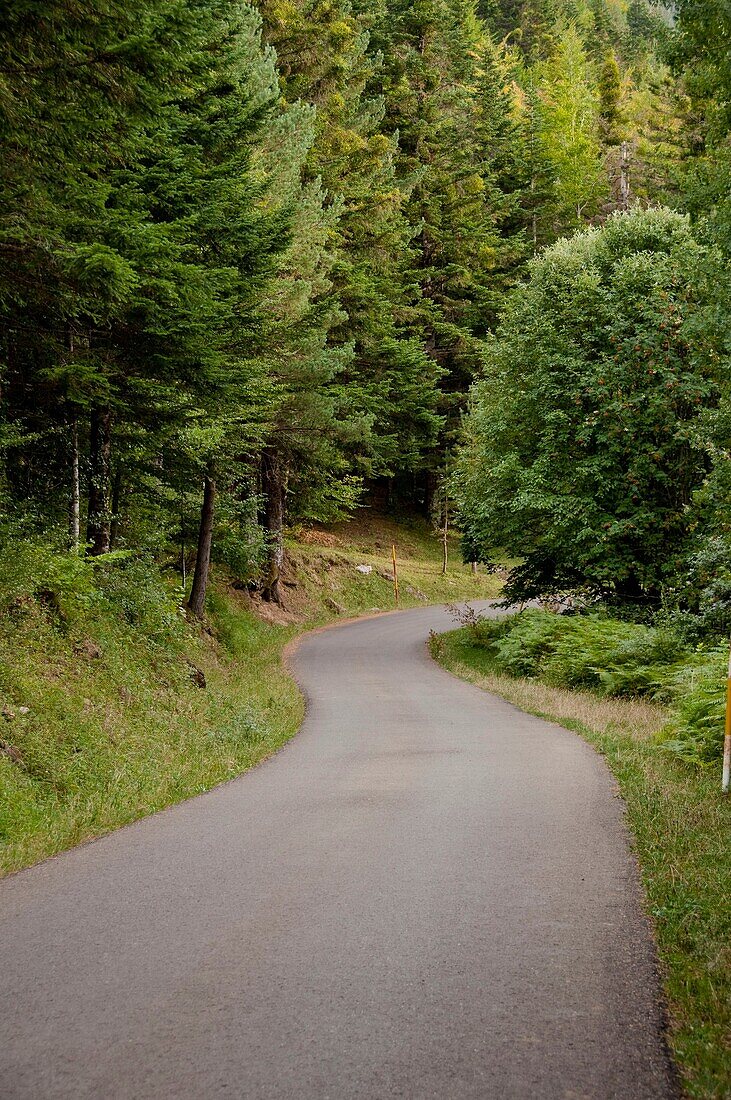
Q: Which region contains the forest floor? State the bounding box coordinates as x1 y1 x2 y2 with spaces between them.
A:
431 626 731 1100
0 510 502 876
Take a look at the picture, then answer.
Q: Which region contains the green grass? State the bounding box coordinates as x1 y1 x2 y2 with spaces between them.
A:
0 580 303 876
0 511 504 877
285 511 505 615
431 626 731 1100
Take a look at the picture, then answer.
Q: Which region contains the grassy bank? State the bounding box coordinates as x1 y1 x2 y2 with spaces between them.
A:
431 625 731 1100
0 563 304 876
0 513 501 877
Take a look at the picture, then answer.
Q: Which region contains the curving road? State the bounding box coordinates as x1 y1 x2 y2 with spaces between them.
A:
1 603 676 1099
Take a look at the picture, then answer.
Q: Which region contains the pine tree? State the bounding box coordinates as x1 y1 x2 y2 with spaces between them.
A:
531 26 607 234
366 0 527 487
255 0 444 584
0 0 289 605
0 0 199 539
598 53 623 144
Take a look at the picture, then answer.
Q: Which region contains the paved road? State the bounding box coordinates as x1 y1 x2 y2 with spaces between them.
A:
1 603 676 1099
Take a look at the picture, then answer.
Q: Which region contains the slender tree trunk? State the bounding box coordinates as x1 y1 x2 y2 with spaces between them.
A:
441 487 449 576
188 467 216 619
618 141 631 211
67 326 81 551
531 176 538 249
261 448 286 605
180 516 187 593
70 416 80 550
87 406 112 555
109 469 122 549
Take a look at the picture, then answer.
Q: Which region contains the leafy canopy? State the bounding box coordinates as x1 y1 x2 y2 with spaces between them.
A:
455 207 729 604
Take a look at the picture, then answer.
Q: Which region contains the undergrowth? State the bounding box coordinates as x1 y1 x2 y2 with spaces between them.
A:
464 609 727 764
0 539 304 875
0 515 502 876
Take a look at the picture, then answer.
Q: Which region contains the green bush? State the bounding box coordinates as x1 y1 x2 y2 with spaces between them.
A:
469 609 727 764
658 649 728 764
0 534 187 658
474 610 564 676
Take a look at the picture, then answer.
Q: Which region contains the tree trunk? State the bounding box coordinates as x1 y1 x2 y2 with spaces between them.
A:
188 468 216 619
441 488 449 576
618 141 631 211
261 448 286 605
109 469 122 549
614 571 647 605
87 406 112 555
70 416 80 550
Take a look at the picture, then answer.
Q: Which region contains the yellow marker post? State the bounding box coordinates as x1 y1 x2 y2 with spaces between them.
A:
724 645 731 794
391 544 400 606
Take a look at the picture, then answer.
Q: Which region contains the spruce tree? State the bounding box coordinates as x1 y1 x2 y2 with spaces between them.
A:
366 0 527 493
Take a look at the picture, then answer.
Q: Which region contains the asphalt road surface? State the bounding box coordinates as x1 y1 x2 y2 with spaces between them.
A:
1 603 677 1099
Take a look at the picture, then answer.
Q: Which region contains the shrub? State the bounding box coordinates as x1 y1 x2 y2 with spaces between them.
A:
490 611 566 677
658 649 728 764
467 609 727 764
0 534 185 649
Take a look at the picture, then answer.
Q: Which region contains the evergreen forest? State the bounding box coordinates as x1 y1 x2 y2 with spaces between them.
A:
2 2 731 1091
4 0 729 616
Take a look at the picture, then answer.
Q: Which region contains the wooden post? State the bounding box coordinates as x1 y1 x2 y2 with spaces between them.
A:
723 643 731 793
391 544 399 606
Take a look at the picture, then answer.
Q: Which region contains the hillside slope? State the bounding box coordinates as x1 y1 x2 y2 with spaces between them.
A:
0 513 502 875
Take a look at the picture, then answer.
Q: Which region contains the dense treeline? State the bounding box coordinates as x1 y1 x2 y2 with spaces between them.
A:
0 0 724 612
455 0 731 629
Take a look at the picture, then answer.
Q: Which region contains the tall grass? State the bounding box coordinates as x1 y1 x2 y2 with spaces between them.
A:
0 542 303 875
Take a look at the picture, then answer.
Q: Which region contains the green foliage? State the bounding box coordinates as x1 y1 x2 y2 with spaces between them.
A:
658 649 728 765
531 27 608 230
0 558 303 874
465 608 728 763
456 207 729 605
598 52 623 142
0 530 184 637
0 0 698 582
1 0 730 749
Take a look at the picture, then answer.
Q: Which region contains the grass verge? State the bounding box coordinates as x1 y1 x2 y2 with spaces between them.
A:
0 582 304 876
431 626 731 1100
0 512 502 876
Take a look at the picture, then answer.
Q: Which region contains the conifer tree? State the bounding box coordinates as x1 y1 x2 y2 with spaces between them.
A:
531 26 607 233
0 0 288 596
598 53 623 144
367 0 527 487
0 0 200 538
257 0 443 573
